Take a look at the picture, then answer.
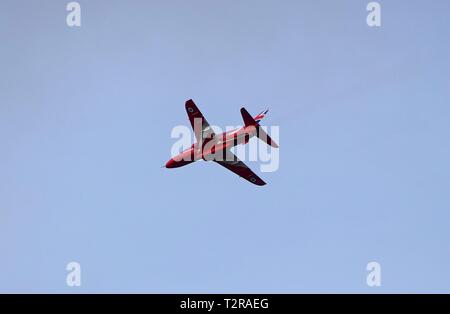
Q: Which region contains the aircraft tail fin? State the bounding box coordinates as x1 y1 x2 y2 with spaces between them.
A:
254 109 269 123
240 107 279 148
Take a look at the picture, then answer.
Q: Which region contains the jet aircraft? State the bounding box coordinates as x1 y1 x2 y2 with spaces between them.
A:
165 99 278 186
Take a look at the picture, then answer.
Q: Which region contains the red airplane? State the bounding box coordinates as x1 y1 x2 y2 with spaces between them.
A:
165 99 278 186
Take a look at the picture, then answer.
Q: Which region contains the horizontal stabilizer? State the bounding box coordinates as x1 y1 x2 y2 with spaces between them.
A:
256 126 279 148
240 107 278 148
241 107 256 127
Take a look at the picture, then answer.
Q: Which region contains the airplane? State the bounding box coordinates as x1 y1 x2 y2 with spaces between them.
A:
165 99 279 186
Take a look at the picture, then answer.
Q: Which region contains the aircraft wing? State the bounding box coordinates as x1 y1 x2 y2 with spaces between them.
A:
185 99 215 143
214 152 266 186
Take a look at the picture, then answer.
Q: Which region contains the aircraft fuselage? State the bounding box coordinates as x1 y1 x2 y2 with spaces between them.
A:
165 125 257 168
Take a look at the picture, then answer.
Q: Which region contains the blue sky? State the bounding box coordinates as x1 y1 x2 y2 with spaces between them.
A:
1 0 450 292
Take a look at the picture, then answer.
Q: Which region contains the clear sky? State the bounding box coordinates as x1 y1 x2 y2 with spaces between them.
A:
1 0 449 293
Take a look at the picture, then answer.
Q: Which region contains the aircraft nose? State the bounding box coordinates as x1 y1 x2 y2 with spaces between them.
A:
165 158 176 168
